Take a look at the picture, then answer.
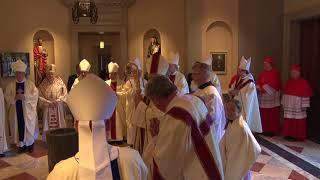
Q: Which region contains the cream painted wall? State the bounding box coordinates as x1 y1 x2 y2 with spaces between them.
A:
239 0 283 78
127 0 186 73
186 0 239 92
284 0 320 14
205 23 233 92
0 0 288 89
0 0 71 84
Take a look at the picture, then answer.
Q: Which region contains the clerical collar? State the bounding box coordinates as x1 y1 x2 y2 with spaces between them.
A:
224 118 235 129
198 81 214 89
227 118 234 123
16 79 26 83
242 73 253 80
170 71 177 76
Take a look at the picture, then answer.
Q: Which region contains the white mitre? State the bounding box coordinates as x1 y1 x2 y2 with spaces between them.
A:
108 62 119 73
47 64 56 73
167 52 180 65
239 56 251 71
79 59 91 72
157 55 169 75
12 59 27 73
67 74 117 180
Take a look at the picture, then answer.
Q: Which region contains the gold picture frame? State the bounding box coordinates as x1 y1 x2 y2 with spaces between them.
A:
211 52 227 74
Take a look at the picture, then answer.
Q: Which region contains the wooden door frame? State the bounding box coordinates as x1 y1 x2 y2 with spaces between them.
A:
283 5 320 81
283 6 320 143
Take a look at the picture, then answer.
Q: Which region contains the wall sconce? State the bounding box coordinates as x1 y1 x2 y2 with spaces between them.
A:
100 41 104 49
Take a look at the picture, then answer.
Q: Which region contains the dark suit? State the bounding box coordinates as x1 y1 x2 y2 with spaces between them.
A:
67 74 77 92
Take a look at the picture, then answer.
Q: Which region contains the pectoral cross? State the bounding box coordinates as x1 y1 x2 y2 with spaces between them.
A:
17 88 23 95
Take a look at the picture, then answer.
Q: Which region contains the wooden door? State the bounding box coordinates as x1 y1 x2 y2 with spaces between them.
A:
300 17 320 143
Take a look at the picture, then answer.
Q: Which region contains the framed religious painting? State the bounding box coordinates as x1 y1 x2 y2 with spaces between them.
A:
211 52 227 74
0 52 30 77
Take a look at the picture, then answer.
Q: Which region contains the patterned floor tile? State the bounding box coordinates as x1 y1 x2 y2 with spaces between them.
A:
1 154 35 166
26 147 48 158
253 173 288 180
0 166 24 179
1 135 320 179
268 158 292 169
3 172 37 180
259 164 292 178
261 145 320 180
285 145 304 154
251 162 266 172
288 170 308 180
0 159 11 169
263 135 320 164
261 150 270 156
25 164 48 180
256 155 273 164
24 156 48 178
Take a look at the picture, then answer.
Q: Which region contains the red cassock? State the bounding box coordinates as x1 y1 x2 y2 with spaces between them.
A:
228 75 239 89
257 69 281 134
282 78 313 141
105 82 117 139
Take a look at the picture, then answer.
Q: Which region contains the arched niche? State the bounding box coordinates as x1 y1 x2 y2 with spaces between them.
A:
33 30 55 64
205 21 232 59
205 21 233 92
143 29 161 72
33 30 55 86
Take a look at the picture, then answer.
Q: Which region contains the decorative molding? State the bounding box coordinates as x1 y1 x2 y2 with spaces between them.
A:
59 0 135 8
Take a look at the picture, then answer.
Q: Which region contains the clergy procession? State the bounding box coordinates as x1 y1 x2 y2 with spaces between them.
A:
0 52 313 180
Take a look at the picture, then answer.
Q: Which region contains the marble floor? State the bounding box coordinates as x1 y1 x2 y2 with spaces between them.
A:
0 135 320 180
253 135 320 179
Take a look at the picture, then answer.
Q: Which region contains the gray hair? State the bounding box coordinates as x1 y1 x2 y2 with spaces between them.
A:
226 98 242 113
145 75 177 98
192 62 211 76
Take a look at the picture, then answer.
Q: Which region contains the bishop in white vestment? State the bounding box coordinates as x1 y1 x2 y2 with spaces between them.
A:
71 59 91 89
166 52 189 94
220 99 261 180
144 75 224 180
228 56 262 133
47 74 148 180
192 61 226 141
0 87 8 157
190 57 222 96
131 100 165 156
105 62 127 141
123 58 147 148
5 60 39 152
39 64 67 140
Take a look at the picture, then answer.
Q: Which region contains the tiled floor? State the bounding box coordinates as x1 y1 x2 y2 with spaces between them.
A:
0 141 48 180
253 135 320 179
0 136 320 179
